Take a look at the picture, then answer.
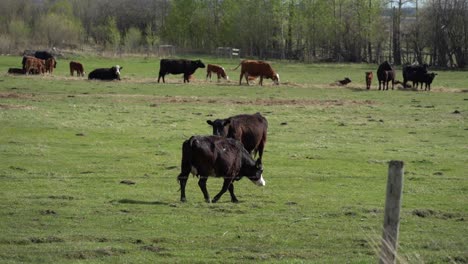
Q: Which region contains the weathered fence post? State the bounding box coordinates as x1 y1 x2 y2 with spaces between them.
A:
380 160 404 264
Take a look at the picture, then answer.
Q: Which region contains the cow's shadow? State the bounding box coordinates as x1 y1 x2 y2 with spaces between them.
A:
116 199 169 206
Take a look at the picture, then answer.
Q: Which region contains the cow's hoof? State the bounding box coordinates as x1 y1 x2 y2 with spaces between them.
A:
231 199 239 203
181 198 187 203
205 198 211 203
211 198 219 203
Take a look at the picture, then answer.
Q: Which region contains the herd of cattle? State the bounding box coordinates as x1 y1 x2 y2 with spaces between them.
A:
3 52 441 202
6 51 437 90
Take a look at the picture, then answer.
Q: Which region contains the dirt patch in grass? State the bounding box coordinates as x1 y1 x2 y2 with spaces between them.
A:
66 247 127 259
0 104 35 110
148 96 377 107
0 92 34 99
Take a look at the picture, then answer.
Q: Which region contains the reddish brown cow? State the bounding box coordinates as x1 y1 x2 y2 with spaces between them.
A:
365 71 373 89
25 57 45 75
45 58 56 74
207 113 268 163
70 61 85 77
233 60 279 85
206 64 229 81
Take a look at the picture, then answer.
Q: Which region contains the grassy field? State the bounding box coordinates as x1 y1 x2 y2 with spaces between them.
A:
0 55 467 263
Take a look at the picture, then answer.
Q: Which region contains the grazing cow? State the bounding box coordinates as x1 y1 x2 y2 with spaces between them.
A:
7 68 25 74
402 64 428 88
365 71 373 89
206 64 229 82
233 60 279 86
45 58 56 74
177 135 265 203
88 65 122 80
206 113 268 163
24 57 46 75
415 72 437 91
70 61 85 77
377 61 395 90
157 59 205 83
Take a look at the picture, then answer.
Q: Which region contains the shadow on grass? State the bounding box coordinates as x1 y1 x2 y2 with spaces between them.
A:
116 199 169 206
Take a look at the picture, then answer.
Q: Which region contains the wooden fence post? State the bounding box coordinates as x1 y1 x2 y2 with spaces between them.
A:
380 160 404 264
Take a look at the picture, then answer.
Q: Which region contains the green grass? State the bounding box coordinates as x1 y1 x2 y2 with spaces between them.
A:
0 55 467 263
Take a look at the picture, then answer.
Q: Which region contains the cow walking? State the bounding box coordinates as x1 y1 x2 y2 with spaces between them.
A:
207 113 268 163
206 64 229 82
403 64 429 88
70 61 85 77
233 60 279 86
88 65 122 80
177 135 265 203
158 59 205 83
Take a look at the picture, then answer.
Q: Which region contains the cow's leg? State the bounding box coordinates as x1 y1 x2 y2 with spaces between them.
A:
391 80 394 90
217 73 221 82
184 74 189 83
178 173 189 202
206 71 210 81
212 178 232 203
259 76 264 86
245 74 250 85
239 73 243 85
70 68 73 76
197 177 210 203
228 183 239 203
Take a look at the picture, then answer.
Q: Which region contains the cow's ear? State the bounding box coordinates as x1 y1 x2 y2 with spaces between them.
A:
207 120 213 126
120 66 123 70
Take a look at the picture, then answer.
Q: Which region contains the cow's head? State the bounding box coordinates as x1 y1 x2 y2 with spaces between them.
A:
112 65 123 79
195 60 206 69
207 118 230 136
221 67 229 80
246 158 265 187
272 73 280 85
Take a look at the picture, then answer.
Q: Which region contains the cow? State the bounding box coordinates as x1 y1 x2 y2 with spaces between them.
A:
45 58 56 74
7 68 25 74
70 61 85 77
88 65 122 80
206 64 229 82
377 61 395 90
23 51 57 69
206 113 268 163
414 72 437 91
24 57 46 75
157 59 205 83
402 64 429 88
233 60 279 86
337 77 351 86
365 71 373 89
177 135 265 203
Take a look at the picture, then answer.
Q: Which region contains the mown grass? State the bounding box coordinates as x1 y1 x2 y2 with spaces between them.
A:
0 55 467 263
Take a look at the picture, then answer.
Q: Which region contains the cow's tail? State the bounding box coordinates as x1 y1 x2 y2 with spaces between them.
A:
232 62 242 71
177 138 193 186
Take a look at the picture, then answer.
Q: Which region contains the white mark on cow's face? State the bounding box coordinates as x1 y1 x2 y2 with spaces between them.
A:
255 175 266 186
115 65 121 75
274 73 280 85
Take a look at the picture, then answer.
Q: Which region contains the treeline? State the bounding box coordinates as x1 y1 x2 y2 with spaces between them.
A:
0 0 467 67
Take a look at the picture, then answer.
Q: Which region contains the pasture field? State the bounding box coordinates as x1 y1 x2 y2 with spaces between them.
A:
0 55 467 263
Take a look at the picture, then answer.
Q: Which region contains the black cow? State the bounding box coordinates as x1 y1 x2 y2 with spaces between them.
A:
414 72 437 91
207 113 268 163
177 135 265 203
88 65 122 80
8 68 25 74
402 64 429 88
377 61 395 90
158 59 205 83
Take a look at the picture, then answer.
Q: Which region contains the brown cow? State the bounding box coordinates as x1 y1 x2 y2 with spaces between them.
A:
45 58 56 74
24 57 45 75
70 61 85 77
233 60 279 85
207 112 268 163
177 135 265 203
206 64 229 82
365 71 373 89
